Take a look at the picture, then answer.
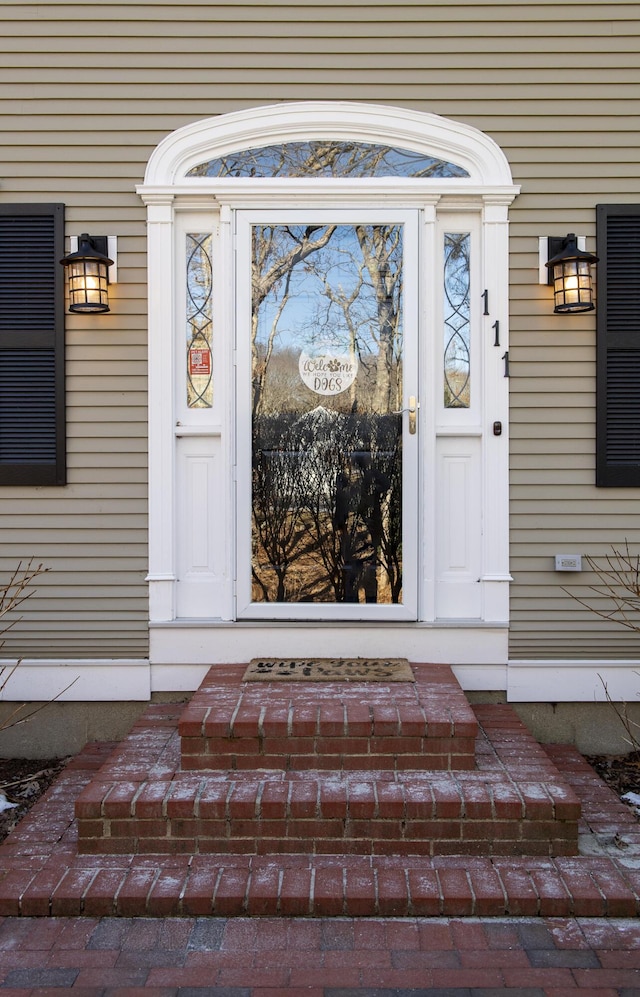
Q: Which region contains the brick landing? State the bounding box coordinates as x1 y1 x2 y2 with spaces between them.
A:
0 705 638 917
180 663 477 771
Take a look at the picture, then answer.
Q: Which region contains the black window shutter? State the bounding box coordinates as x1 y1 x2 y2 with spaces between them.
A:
0 204 66 486
596 204 640 487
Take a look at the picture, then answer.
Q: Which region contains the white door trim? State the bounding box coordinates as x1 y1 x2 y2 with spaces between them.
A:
137 102 518 665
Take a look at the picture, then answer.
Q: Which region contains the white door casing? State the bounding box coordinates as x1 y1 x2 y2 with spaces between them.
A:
137 102 519 667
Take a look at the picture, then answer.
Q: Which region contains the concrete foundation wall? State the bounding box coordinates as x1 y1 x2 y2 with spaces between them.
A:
467 692 640 755
1 695 638 759
0 696 186 760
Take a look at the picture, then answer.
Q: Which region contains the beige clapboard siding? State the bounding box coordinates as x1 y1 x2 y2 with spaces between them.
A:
508 111 640 658
5 20 635 45
6 47 637 63
510 148 640 660
4 44 639 60
2 2 638 19
2 2 640 663
508 218 640 660
2 84 637 99
0 75 149 661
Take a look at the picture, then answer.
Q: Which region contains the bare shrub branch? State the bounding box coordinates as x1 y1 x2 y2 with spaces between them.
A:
563 540 640 632
0 559 49 649
598 674 640 752
0 559 78 735
564 542 640 752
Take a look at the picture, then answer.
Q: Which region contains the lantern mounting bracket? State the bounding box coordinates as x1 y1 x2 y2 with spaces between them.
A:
546 236 568 285
69 235 118 283
538 235 587 284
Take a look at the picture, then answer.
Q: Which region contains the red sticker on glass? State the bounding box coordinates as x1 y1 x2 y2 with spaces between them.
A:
189 347 211 375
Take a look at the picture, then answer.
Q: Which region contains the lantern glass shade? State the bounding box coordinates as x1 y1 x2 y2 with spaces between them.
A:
546 233 598 314
60 234 113 313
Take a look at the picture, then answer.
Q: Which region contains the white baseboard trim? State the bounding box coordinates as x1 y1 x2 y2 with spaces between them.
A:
0 659 151 702
507 659 640 702
1 656 639 704
151 663 210 692
452 664 507 691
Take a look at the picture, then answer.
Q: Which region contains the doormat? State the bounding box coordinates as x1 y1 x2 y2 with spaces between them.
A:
243 657 415 682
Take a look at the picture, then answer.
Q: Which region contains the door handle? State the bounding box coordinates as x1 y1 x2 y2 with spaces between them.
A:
408 395 417 435
393 396 419 434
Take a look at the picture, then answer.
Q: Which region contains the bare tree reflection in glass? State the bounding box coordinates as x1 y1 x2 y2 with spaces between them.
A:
188 140 469 179
250 223 405 606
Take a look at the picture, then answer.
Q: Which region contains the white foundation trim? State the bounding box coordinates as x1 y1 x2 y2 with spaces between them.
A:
0 660 151 702
0 656 639 702
507 658 640 702
452 664 507 691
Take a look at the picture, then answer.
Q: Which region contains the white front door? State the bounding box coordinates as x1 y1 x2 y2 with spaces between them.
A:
235 209 419 620
141 102 517 669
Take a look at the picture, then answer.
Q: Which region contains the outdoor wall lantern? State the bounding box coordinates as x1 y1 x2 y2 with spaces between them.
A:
544 232 598 314
60 234 114 313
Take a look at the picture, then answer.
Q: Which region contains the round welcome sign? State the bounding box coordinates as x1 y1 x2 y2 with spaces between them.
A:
298 351 358 396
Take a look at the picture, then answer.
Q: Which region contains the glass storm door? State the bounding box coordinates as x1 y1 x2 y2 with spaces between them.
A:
235 210 418 620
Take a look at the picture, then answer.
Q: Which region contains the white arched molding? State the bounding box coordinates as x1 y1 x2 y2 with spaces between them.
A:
139 101 517 192
138 102 519 639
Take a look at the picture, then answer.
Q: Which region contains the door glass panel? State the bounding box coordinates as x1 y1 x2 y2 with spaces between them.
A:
251 223 404 605
186 232 213 408
443 232 471 408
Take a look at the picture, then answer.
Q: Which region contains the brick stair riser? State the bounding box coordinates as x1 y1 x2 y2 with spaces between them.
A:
180 717 477 739
77 812 578 857
75 773 580 858
9 843 638 921
180 736 477 771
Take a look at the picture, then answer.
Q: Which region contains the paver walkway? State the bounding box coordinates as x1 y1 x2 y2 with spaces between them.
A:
0 914 638 994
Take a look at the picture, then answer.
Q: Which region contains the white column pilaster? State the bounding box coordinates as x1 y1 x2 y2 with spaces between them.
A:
142 194 176 622
481 196 513 623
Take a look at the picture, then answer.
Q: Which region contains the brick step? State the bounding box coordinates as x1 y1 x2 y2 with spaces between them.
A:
76 766 579 858
179 662 478 771
2 706 639 919
74 702 581 860
2 730 639 918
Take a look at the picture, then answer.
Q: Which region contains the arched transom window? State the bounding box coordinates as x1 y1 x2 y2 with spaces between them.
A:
186 140 469 179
